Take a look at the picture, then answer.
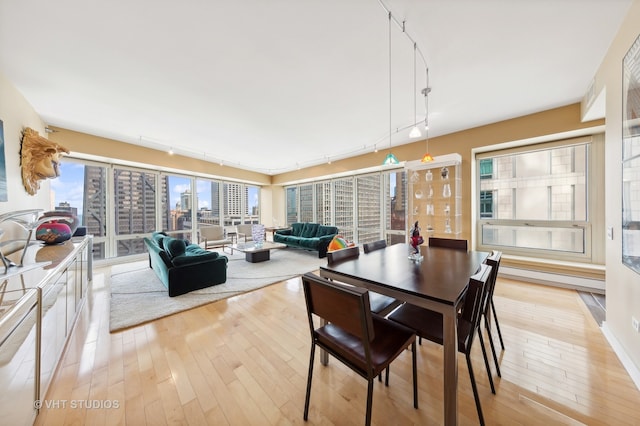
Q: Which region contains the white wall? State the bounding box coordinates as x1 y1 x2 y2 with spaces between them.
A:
590 0 640 385
0 72 50 239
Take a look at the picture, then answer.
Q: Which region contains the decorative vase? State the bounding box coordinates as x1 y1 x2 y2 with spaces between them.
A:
252 224 265 247
36 221 72 244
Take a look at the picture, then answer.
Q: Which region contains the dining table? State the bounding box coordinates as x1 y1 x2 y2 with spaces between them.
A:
319 242 489 426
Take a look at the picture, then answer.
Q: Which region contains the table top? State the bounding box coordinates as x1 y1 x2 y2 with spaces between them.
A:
232 241 287 253
320 243 489 307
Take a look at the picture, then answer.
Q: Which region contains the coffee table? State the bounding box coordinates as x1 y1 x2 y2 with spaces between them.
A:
231 241 287 263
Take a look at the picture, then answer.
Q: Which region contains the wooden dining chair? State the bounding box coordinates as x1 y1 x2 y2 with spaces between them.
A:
327 246 400 316
483 251 504 377
301 273 418 426
387 264 493 426
363 239 386 253
428 236 468 251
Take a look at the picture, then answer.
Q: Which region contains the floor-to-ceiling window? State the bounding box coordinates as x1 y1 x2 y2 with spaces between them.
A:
196 178 221 226
283 168 406 244
52 160 108 259
56 158 260 260
113 167 157 256
161 174 192 240
356 174 381 243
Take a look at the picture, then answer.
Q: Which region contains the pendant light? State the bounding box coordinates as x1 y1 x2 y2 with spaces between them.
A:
409 42 422 139
421 69 434 163
383 11 399 165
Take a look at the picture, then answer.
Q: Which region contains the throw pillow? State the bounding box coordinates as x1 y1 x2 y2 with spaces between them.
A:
165 237 187 258
327 235 354 252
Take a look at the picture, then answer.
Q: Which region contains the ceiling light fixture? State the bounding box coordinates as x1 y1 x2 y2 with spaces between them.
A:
168 147 174 155
421 79 434 163
383 11 399 166
409 42 422 139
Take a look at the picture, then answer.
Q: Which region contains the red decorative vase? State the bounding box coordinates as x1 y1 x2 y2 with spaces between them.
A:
36 221 72 244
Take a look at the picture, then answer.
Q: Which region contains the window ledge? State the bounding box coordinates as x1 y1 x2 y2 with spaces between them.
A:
501 254 605 281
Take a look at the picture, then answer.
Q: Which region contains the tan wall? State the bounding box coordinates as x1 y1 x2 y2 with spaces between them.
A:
592 0 640 377
272 103 604 243
0 72 49 239
47 127 271 186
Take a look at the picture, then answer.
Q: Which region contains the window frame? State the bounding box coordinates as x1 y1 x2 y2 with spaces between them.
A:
475 135 604 263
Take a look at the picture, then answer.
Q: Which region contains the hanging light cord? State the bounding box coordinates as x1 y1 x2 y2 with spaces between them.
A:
388 11 392 151
413 42 418 128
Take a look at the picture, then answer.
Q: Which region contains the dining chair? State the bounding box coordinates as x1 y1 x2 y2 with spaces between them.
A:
327 246 400 316
483 251 504 377
387 263 493 426
427 236 468 251
301 273 418 426
363 239 387 253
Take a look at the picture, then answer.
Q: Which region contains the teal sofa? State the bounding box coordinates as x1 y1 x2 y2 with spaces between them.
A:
273 223 338 258
144 232 228 297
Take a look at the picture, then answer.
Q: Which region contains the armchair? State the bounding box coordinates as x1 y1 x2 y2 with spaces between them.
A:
199 225 233 253
235 223 254 242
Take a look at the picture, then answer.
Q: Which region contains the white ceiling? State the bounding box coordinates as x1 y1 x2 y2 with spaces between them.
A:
0 0 631 175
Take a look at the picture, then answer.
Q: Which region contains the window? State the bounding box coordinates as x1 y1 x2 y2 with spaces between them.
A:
246 185 260 224
114 167 157 256
356 174 381 243
299 184 314 223
286 187 298 225
161 174 192 240
476 138 599 261
334 178 354 241
53 160 107 259
196 178 221 226
479 159 493 179
315 181 332 225
56 158 260 261
385 171 406 244
479 190 494 219
283 168 406 245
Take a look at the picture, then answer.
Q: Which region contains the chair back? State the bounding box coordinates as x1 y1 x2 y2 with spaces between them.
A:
326 245 360 265
236 223 252 234
428 237 468 251
301 273 374 342
459 263 492 344
483 251 502 314
363 239 387 253
200 225 224 240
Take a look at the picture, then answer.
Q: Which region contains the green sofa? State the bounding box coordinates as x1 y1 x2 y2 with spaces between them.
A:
144 232 228 297
273 222 338 258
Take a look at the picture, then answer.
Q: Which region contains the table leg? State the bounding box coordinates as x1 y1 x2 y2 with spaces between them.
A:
442 308 458 425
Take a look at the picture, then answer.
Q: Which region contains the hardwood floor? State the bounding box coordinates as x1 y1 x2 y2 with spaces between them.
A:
35 265 640 425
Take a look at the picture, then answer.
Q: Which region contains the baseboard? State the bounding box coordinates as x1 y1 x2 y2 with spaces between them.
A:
601 322 640 391
500 265 605 293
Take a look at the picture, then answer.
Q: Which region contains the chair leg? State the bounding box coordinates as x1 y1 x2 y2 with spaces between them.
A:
484 317 502 377
303 345 316 421
477 331 496 394
491 300 505 350
366 379 374 426
385 367 390 387
466 354 485 426
412 341 418 409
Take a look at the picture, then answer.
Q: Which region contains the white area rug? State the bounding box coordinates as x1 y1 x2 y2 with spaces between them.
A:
109 248 324 332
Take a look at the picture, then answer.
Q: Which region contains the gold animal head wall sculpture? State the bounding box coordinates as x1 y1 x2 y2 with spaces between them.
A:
20 127 70 195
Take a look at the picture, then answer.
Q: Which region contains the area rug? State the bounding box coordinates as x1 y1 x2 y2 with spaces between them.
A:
109 248 324 332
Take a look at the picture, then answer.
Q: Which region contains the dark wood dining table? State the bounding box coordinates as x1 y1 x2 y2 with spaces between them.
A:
319 243 489 425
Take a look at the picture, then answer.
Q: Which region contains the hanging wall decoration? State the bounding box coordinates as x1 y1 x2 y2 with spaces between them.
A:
20 127 69 195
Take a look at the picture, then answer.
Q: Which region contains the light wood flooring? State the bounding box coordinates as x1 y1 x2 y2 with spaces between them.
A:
34 265 640 425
